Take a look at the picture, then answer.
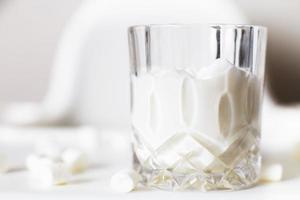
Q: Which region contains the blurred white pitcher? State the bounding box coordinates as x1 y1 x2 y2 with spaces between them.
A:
0 0 248 128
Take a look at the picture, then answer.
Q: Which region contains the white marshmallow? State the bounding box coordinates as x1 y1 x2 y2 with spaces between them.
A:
110 169 140 193
196 58 233 79
260 163 283 182
26 154 70 186
38 161 69 186
26 154 42 172
194 58 249 142
61 148 88 174
0 153 9 174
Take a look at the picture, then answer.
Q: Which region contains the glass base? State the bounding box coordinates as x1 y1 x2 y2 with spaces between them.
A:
132 128 261 191
134 150 260 191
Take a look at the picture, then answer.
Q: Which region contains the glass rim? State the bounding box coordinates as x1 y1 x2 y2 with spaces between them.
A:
128 23 267 32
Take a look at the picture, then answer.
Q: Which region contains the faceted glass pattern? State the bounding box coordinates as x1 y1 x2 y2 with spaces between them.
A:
128 24 267 191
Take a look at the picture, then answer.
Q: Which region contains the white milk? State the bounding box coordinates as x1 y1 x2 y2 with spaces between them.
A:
131 58 259 171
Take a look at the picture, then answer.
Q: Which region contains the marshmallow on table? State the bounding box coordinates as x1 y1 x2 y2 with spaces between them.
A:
61 148 88 174
26 154 70 186
35 137 89 174
260 163 283 182
110 169 140 193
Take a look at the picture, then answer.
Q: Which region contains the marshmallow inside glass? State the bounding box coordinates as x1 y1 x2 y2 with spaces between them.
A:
128 24 267 191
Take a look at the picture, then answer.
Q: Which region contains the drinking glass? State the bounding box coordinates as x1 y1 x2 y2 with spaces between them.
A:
128 24 267 191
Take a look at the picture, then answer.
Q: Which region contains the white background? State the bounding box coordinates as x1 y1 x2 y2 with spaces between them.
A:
0 0 299 103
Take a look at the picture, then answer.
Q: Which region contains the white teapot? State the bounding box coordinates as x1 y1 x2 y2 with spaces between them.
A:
1 0 248 128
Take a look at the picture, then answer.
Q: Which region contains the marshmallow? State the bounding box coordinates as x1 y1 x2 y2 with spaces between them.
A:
194 58 249 142
26 154 70 186
26 154 42 172
110 169 140 193
260 163 283 182
61 148 88 174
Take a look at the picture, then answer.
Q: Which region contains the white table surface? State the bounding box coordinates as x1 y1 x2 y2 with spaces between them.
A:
0 164 300 200
1 101 300 199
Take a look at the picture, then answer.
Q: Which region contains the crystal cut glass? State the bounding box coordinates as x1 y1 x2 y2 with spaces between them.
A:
128 24 267 191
